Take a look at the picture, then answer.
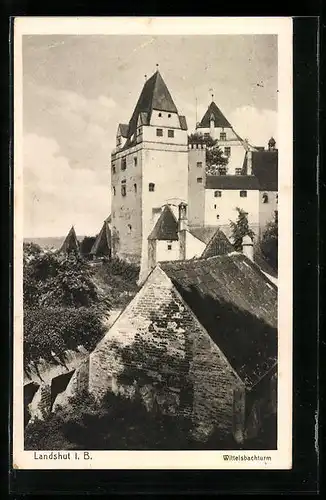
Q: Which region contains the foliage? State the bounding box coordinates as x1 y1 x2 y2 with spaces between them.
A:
230 207 255 251
260 211 278 271
23 242 42 260
188 132 229 174
23 251 99 308
80 236 97 257
24 306 105 366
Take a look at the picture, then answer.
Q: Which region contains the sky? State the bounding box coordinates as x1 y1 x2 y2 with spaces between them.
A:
23 34 278 237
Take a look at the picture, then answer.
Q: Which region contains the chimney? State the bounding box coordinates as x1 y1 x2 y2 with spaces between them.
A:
242 234 254 262
246 150 253 175
178 202 188 260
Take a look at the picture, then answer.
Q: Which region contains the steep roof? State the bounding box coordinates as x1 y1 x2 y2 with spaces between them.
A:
160 254 277 388
148 205 178 241
59 226 79 254
90 221 111 256
118 124 129 138
179 115 188 131
201 228 234 258
242 150 278 191
189 226 220 245
127 71 178 144
197 101 232 129
205 175 260 190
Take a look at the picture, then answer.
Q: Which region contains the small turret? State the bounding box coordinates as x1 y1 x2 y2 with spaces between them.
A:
268 137 276 151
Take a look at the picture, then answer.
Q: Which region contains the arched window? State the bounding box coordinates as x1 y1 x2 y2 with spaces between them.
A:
134 183 137 193
113 186 116 196
158 112 162 117
149 183 155 192
127 224 132 234
214 190 222 197
262 193 269 203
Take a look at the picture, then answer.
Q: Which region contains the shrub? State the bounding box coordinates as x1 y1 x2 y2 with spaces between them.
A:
230 207 255 251
24 306 105 367
260 211 278 271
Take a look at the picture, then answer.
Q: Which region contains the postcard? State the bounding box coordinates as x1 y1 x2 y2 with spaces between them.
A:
13 16 293 470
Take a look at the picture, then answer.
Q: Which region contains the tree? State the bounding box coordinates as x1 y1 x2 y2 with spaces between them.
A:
230 207 255 251
260 210 278 271
188 132 229 174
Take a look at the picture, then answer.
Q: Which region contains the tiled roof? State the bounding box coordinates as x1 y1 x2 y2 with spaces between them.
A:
59 226 79 254
254 250 278 279
205 175 260 190
189 226 220 244
90 221 111 256
201 228 234 258
148 205 179 241
243 150 278 191
197 101 232 129
118 124 129 138
160 254 277 387
126 71 178 145
179 115 188 131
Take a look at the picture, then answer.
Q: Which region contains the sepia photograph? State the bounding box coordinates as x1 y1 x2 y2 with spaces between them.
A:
13 17 293 469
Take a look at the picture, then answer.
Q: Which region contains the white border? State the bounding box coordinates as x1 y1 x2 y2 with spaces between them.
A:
13 16 293 470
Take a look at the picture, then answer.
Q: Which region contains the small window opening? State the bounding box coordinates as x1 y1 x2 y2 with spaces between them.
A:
149 183 155 192
262 193 269 203
134 157 138 167
121 158 126 170
134 183 137 193
167 243 172 250
240 190 247 198
220 132 226 141
158 112 162 117
168 129 174 138
214 190 222 197
156 128 163 137
197 177 203 183
197 162 203 168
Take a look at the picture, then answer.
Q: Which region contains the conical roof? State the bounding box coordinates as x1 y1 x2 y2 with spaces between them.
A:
90 221 111 257
127 70 178 141
59 226 79 254
197 101 232 129
148 205 178 241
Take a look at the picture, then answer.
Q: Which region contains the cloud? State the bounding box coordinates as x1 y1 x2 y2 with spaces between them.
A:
229 106 277 148
24 133 110 237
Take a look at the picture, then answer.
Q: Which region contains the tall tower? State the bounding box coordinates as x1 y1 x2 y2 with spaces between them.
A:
110 70 189 281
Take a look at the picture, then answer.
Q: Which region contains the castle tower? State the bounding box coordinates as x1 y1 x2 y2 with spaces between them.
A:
110 70 189 282
195 101 252 175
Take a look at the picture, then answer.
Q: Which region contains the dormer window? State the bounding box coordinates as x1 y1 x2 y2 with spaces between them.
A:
149 183 155 192
262 193 269 203
220 132 226 141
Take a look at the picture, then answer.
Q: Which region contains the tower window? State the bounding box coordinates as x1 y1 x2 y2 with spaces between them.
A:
214 204 217 209
149 183 155 192
197 177 203 183
197 162 203 168
112 164 116 174
168 129 174 138
262 193 269 203
220 132 226 141
113 186 116 196
168 113 171 118
121 158 127 171
216 214 220 220
134 157 137 166
240 190 247 198
167 243 172 250
235 168 242 175
121 180 126 197
127 224 132 233
276 194 278 204
214 190 222 197
156 128 163 137
117 136 121 147
158 112 162 117
134 183 137 193
224 147 231 157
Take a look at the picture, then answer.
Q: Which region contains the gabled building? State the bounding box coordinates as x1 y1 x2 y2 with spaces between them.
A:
87 253 277 445
58 226 79 254
90 219 112 259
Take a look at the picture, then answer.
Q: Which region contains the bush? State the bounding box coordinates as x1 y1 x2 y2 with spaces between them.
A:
23 251 99 308
260 211 278 271
24 306 105 367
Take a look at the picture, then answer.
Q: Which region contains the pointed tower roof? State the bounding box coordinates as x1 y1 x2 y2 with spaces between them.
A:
59 226 79 254
148 205 178 241
127 70 178 141
201 228 234 258
197 101 232 129
90 220 111 257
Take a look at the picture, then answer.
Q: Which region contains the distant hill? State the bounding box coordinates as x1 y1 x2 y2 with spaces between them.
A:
24 236 88 250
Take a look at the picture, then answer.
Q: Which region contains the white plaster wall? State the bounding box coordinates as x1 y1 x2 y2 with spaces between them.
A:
142 126 188 146
188 146 206 226
150 110 181 128
185 231 206 259
156 239 179 263
204 189 260 228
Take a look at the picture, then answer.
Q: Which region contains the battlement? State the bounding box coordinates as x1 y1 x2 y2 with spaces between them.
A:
188 143 206 150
